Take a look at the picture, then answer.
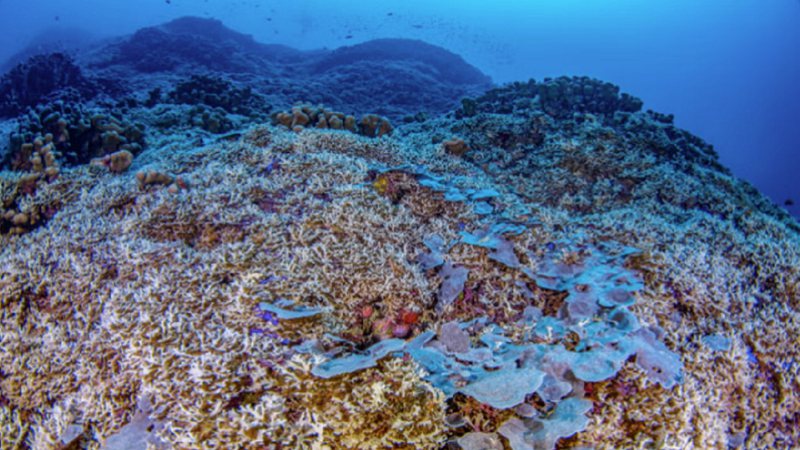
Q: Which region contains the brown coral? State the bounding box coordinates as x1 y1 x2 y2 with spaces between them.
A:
443 138 469 157
272 103 391 138
91 150 134 173
135 170 174 187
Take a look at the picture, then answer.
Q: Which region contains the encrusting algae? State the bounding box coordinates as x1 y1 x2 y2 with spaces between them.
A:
1 82 799 450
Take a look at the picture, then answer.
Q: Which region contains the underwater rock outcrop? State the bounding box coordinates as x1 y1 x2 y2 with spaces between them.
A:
306 39 491 119
0 18 493 167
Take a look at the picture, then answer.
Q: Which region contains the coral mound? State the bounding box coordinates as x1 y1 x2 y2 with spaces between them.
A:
90 16 286 73
0 53 95 118
313 38 492 86
0 72 799 450
4 101 146 169
458 76 643 119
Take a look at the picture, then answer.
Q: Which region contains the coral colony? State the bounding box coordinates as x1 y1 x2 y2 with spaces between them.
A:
1 16 799 450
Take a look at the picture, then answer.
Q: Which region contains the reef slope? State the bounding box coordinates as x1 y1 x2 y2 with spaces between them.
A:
0 20 799 450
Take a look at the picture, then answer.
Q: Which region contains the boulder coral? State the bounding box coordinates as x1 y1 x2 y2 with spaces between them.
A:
0 53 96 118
457 76 643 120
167 74 270 118
272 103 392 137
443 138 469 157
91 150 134 173
4 101 146 169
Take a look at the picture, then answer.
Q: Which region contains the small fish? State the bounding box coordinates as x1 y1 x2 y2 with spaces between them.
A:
785 198 795 206
344 34 353 39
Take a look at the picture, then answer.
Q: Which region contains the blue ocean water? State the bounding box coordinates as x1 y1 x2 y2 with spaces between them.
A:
0 0 798 218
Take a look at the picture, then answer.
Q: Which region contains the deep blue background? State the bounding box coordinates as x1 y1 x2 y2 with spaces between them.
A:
1 0 797 217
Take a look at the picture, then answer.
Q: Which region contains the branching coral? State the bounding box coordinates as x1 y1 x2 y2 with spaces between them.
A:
0 107 797 450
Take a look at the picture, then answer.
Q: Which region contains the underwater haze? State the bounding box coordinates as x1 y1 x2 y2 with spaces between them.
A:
0 0 798 217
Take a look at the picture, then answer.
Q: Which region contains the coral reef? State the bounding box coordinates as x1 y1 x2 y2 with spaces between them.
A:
0 103 797 448
83 17 489 123
0 53 95 118
457 76 643 120
272 103 393 137
442 76 778 223
312 39 492 86
4 101 146 169
0 19 798 450
167 75 271 118
88 17 287 74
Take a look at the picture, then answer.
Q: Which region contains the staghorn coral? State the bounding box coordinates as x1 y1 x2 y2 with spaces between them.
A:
0 405 31 449
272 356 447 448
